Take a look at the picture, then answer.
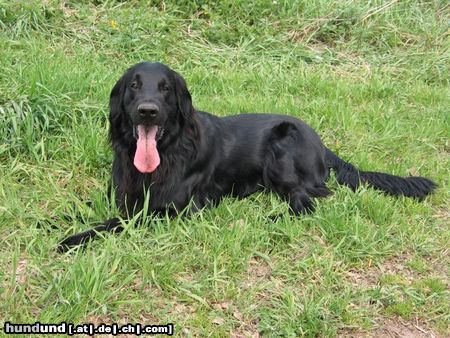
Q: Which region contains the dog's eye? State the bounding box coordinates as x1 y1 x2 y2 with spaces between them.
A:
162 84 170 92
130 81 139 89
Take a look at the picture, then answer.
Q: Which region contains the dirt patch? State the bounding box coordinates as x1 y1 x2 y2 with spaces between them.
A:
344 252 441 289
169 301 196 317
210 301 260 338
434 208 450 226
226 256 275 337
375 318 438 338
343 253 448 337
15 256 29 286
1 254 32 296
241 257 272 289
376 254 417 283
355 250 448 289
230 324 260 338
340 317 440 337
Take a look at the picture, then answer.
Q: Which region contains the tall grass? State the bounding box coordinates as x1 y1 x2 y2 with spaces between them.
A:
0 1 448 336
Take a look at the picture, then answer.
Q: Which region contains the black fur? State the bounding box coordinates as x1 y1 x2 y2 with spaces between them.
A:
325 149 436 200
58 62 436 252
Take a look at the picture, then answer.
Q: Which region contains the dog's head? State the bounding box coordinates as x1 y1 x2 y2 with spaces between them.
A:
109 62 196 173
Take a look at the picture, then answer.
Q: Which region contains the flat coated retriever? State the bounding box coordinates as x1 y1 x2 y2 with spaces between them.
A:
59 62 436 251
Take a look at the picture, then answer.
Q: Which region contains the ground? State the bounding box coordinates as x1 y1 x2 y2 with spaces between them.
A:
0 1 448 337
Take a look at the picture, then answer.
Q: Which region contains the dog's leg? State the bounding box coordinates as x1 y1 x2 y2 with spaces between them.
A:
57 217 123 253
273 184 316 215
263 122 331 215
263 153 316 214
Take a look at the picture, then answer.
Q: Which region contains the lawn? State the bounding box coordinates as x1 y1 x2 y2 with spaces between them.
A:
0 0 449 336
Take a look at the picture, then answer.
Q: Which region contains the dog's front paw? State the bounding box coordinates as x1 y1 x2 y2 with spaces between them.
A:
57 231 93 253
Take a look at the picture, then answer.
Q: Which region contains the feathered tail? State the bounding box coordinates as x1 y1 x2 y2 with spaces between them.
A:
325 149 436 200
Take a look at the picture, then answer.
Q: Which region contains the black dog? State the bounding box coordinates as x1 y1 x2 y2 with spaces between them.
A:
58 62 436 251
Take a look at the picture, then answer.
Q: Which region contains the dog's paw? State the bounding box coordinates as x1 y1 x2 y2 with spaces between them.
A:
57 232 90 253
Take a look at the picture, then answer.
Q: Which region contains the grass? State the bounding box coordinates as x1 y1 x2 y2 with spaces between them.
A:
0 0 449 336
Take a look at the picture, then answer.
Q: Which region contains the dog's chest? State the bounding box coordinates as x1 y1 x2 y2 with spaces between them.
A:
148 169 227 212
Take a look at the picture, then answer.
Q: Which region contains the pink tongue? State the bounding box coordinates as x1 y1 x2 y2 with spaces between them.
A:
134 125 160 173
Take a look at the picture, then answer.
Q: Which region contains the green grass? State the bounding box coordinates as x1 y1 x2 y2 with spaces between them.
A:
0 0 449 336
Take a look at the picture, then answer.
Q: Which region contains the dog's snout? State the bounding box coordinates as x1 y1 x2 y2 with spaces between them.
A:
138 103 159 119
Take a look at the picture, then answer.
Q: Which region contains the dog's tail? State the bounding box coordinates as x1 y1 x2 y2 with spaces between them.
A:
325 148 436 200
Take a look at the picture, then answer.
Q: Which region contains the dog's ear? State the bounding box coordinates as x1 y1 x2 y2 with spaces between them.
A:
174 71 194 120
109 72 127 143
173 70 199 142
109 74 125 124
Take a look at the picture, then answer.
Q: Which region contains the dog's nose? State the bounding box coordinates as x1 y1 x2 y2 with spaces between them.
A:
138 103 159 119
